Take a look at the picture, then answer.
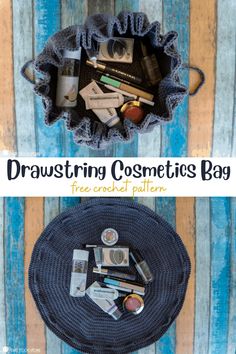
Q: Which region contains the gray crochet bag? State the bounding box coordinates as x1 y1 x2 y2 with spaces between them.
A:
22 11 204 150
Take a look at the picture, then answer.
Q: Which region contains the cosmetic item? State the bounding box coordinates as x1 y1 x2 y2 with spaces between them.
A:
139 97 155 106
94 80 155 106
98 37 134 63
105 284 132 294
94 247 103 269
87 284 122 301
85 93 127 110
120 101 145 124
93 267 136 281
100 75 154 101
101 228 119 246
140 40 162 86
86 281 122 320
102 247 129 267
69 249 89 297
86 59 142 85
56 49 81 107
130 250 154 284
85 42 99 68
123 294 144 315
103 278 145 296
79 81 120 127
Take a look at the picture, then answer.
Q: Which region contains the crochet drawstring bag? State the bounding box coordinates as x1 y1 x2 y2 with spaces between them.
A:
22 12 204 149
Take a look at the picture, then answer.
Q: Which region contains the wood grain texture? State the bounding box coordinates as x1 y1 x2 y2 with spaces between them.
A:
209 197 230 354
194 198 210 354
44 197 62 354
212 0 236 156
188 0 216 157
88 0 114 14
175 198 195 354
155 197 176 354
0 198 6 350
25 198 45 353
113 0 140 158
232 81 236 157
61 0 89 157
161 0 189 157
4 198 26 350
0 0 16 154
227 197 236 354
138 0 162 158
13 0 36 156
34 0 64 157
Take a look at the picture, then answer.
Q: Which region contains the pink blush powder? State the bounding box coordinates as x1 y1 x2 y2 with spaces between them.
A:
125 297 141 311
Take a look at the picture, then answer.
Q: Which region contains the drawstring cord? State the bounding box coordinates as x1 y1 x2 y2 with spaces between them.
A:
181 63 205 96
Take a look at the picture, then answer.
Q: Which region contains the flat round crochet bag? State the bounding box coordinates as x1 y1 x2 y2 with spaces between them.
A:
22 11 204 150
29 198 191 354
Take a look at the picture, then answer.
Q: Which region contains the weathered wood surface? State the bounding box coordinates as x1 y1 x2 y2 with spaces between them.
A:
0 197 235 354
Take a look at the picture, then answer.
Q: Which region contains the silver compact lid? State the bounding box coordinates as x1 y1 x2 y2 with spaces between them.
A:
101 228 119 246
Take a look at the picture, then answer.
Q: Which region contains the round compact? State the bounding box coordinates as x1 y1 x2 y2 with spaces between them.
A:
101 228 119 246
120 101 144 124
123 294 144 315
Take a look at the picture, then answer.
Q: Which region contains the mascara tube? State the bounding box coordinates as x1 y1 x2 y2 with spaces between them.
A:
86 60 142 85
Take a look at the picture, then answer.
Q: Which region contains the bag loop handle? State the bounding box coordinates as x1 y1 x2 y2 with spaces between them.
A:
181 64 205 96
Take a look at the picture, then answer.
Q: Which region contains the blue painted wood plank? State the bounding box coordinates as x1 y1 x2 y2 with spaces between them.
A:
34 0 65 157
0 198 6 350
4 198 26 350
13 0 36 157
209 197 231 354
212 0 236 157
231 71 236 157
113 0 140 158
61 0 89 157
227 197 236 353
194 198 210 354
138 0 162 158
60 197 80 212
161 0 189 158
44 197 62 354
155 197 176 354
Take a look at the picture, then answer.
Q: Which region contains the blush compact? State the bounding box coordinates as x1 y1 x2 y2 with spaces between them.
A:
123 294 144 315
120 101 144 124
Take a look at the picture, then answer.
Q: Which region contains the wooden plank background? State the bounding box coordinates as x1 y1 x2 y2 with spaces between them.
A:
0 196 235 354
0 0 235 158
0 0 235 353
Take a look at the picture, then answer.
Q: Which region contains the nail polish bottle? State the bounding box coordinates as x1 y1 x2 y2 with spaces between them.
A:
130 249 153 284
140 40 162 86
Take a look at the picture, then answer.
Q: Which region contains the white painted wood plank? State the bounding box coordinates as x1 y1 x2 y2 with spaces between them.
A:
44 197 62 354
194 198 210 354
13 0 36 156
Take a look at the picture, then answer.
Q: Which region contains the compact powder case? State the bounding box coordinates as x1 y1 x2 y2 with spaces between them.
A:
101 228 119 246
123 294 144 315
120 101 144 124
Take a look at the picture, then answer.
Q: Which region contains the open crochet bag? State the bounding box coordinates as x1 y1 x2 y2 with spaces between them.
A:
22 11 204 149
